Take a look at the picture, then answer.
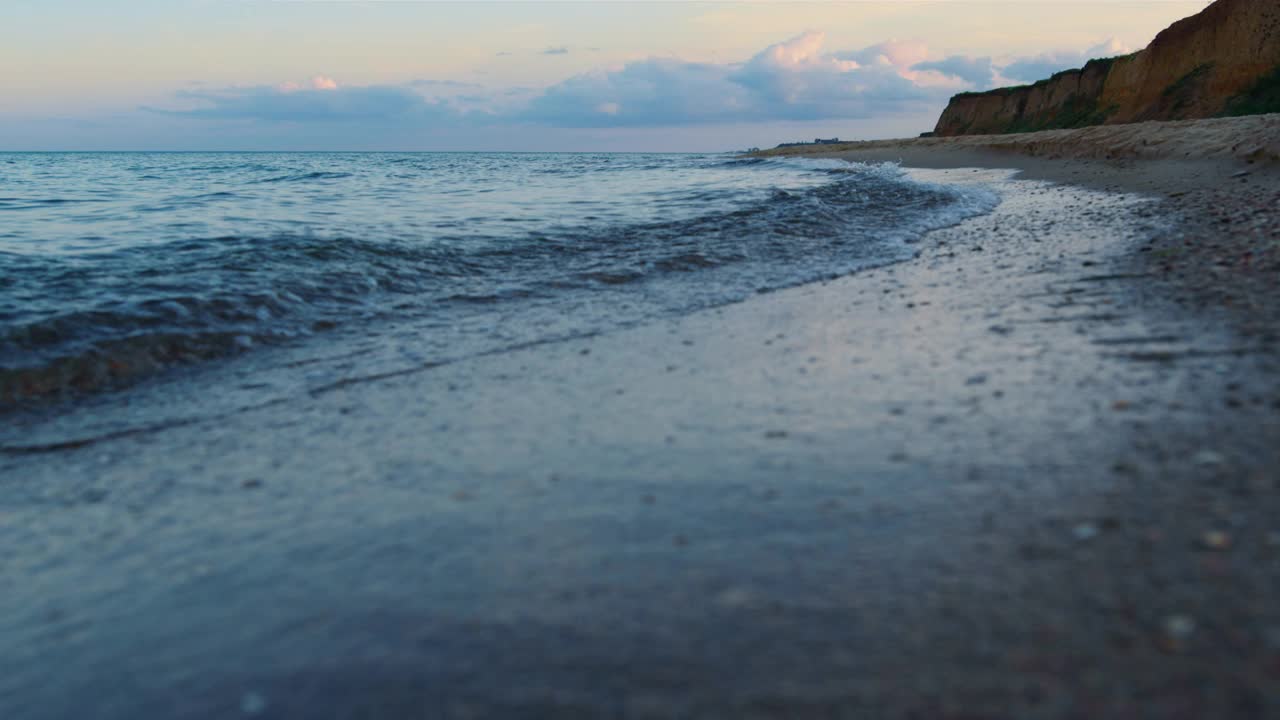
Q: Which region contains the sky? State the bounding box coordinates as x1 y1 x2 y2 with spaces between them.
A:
0 1 1213 151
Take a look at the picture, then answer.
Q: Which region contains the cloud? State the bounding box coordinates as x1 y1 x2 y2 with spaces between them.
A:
897 39 1131 90
160 32 1122 132
542 47 570 56
999 38 1131 84
731 33 939 117
276 76 339 93
150 81 458 123
732 31 862 100
521 58 746 127
911 56 996 88
520 32 951 128
410 79 483 89
836 40 930 70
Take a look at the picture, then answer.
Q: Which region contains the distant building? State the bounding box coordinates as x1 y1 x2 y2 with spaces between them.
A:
774 137 843 148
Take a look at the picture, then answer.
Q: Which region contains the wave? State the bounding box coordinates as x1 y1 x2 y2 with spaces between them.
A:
0 159 997 408
255 171 355 184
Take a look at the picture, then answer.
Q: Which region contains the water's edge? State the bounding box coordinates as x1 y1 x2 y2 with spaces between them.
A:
1 154 999 413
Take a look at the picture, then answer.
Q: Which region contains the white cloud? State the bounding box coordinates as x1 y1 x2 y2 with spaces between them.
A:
901 38 1134 90
911 56 997 88
838 40 930 71
998 38 1132 84
150 35 1132 132
151 83 458 124
520 32 951 127
277 76 340 94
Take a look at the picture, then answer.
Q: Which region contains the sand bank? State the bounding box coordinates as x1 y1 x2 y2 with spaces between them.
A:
2 157 1279 717
755 114 1280 166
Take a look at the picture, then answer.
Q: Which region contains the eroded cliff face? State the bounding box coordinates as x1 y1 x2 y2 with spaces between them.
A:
935 0 1280 136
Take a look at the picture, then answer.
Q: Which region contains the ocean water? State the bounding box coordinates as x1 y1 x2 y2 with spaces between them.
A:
0 152 998 407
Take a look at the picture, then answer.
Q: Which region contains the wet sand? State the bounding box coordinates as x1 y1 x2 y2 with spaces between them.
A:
2 153 1279 717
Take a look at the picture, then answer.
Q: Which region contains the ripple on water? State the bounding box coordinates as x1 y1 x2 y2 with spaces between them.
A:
0 152 999 409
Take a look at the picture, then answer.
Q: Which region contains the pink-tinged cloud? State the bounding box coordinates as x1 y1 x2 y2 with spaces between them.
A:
744 31 862 74
840 40 931 71
998 38 1132 84
278 76 340 93
151 34 1131 130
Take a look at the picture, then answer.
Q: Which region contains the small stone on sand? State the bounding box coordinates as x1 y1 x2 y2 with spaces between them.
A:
1199 530 1232 551
1193 450 1226 467
1073 523 1100 542
241 691 267 716
1159 614 1196 653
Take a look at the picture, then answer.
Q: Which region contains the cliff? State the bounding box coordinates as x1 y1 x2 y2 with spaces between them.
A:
935 0 1280 136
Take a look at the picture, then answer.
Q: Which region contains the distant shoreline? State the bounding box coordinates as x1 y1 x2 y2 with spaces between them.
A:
753 113 1280 342
751 114 1280 168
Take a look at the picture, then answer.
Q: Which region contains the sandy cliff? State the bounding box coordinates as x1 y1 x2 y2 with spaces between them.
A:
935 0 1280 136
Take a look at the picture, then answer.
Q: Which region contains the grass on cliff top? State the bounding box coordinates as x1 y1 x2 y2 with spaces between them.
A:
952 54 1130 99
1222 64 1280 117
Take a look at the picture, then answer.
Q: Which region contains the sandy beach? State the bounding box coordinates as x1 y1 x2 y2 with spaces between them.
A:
3 119 1280 718
753 115 1280 165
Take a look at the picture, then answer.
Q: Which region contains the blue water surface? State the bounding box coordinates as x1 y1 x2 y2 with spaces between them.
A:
0 152 997 403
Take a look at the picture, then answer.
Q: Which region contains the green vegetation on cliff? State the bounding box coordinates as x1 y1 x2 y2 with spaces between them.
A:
1003 98 1118 134
1223 64 1280 116
1161 63 1215 115
933 0 1280 137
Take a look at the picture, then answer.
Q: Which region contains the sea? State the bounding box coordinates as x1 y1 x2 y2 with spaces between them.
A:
0 152 999 409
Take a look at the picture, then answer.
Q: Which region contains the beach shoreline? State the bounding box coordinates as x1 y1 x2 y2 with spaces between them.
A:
759 115 1280 365
3 143 1280 717
751 115 1280 166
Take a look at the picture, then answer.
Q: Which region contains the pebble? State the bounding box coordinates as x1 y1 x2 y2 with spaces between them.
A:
1072 523 1100 542
241 691 267 716
1264 627 1280 652
1199 530 1232 551
715 587 755 608
1159 614 1196 653
81 488 109 504
1192 449 1226 467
